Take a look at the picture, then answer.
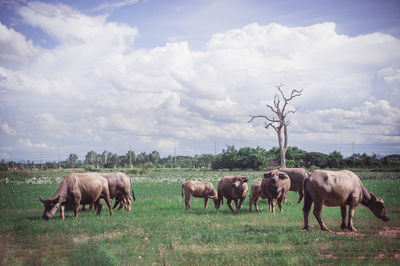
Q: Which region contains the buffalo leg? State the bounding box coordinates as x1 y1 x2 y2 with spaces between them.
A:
271 199 276 213
348 205 357 232
227 199 235 213
185 194 191 209
277 196 284 212
239 197 245 210
105 196 113 216
94 199 103 215
297 191 304 204
112 199 120 209
313 202 331 231
234 199 240 214
303 186 313 230
340 206 347 230
204 198 208 210
74 201 80 218
254 198 259 211
60 205 65 220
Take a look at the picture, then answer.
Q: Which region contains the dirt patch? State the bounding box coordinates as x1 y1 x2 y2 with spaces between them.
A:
335 231 365 237
378 227 400 237
73 231 124 244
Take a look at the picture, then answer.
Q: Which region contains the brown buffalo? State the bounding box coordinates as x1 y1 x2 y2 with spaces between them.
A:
279 167 310 203
99 172 136 211
261 170 291 213
40 173 113 220
303 170 390 232
249 181 267 211
181 180 218 209
216 175 249 214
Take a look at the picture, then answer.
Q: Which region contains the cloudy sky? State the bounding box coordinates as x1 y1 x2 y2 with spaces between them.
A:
1 0 400 162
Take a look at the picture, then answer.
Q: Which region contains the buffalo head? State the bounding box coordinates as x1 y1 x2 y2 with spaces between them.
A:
368 193 390 222
263 170 289 185
40 196 61 220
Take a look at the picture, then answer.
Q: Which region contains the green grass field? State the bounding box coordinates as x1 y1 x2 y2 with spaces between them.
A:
0 169 399 265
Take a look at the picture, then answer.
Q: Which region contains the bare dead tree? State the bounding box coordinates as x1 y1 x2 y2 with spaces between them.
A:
249 84 303 168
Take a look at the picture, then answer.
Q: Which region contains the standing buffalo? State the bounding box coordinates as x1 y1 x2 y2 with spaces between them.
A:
303 170 390 232
279 167 310 203
181 181 218 209
99 172 136 211
216 175 249 214
261 170 291 213
40 173 113 220
249 181 267 211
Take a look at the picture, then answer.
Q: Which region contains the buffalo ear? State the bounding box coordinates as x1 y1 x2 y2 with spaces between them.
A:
40 196 46 204
263 173 270 179
279 172 289 180
242 177 249 183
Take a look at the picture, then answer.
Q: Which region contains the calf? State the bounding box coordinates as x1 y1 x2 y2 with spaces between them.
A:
303 170 390 232
181 181 218 209
261 170 291 213
249 182 267 211
40 173 113 220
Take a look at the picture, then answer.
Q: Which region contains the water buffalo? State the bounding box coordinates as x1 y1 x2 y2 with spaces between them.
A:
249 181 267 211
303 170 390 232
261 170 291 213
99 172 136 211
40 173 113 220
181 180 218 209
216 175 249 214
279 167 310 203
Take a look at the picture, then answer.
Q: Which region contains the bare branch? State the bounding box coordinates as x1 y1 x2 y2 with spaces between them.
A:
248 115 279 124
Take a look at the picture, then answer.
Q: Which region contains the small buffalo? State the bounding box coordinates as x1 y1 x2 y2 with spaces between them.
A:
181 180 218 209
261 170 291 213
279 167 310 203
249 181 267 211
303 170 390 232
99 172 136 211
40 173 113 220
216 175 249 214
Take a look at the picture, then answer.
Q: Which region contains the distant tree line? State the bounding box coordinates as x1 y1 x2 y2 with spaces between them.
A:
1 146 399 171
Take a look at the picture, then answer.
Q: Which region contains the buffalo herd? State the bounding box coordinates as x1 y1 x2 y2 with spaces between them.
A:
40 168 390 232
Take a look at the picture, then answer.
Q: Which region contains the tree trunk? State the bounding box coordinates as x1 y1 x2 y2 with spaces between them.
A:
277 128 286 168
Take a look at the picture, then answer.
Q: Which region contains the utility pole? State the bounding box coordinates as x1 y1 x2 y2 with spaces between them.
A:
129 145 133 169
58 145 61 169
40 152 43 170
174 145 177 168
352 141 355 155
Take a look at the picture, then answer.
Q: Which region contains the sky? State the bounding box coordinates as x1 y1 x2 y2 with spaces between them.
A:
0 0 400 162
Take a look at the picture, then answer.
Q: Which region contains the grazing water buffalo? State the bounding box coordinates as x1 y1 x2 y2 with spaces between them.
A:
181 181 218 209
261 170 291 213
249 182 267 211
303 170 390 232
40 173 113 220
99 172 135 211
279 167 310 203
216 175 249 214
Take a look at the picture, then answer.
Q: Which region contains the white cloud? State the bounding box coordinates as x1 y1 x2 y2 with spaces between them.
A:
18 138 50 150
0 22 38 64
0 122 17 136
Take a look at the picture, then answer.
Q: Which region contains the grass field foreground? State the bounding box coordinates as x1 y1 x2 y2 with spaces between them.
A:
0 169 399 265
